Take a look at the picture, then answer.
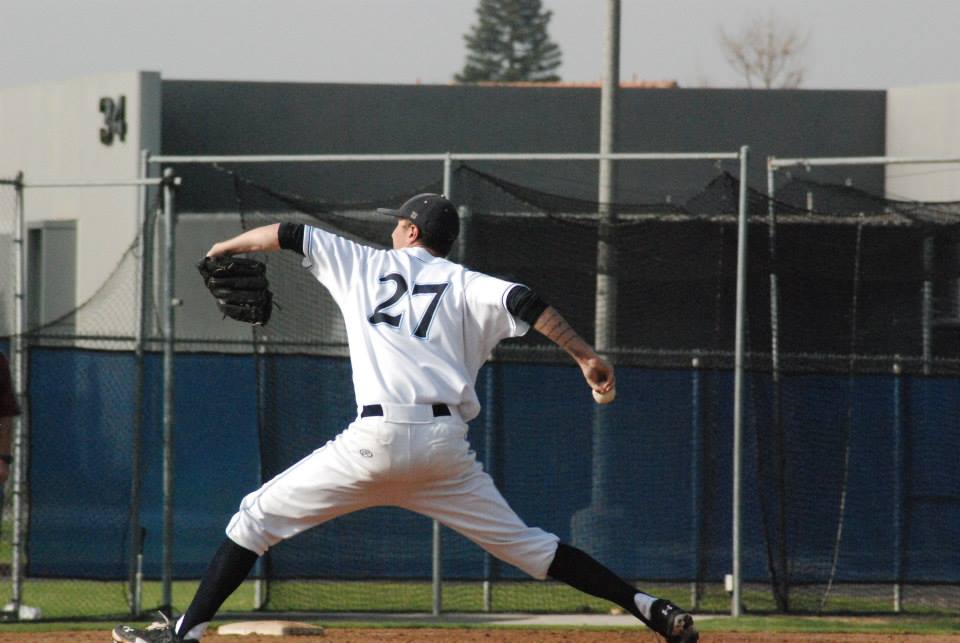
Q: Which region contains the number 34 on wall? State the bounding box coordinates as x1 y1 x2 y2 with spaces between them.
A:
99 95 127 145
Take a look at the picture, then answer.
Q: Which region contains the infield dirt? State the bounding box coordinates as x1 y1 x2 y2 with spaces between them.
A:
0 630 959 642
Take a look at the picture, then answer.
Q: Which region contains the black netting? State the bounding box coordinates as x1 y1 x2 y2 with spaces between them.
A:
202 164 960 615
9 163 960 619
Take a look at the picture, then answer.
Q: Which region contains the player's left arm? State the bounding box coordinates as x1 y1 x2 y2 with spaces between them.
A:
506 286 615 395
206 223 282 257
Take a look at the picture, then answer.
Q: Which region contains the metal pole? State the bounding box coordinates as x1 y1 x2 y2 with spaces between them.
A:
770 155 960 169
767 158 789 611
690 357 702 610
766 160 780 395
892 361 903 612
921 236 934 376
732 146 750 617
482 362 495 612
442 153 452 199
129 149 150 616
150 152 738 165
253 342 268 611
10 172 27 612
587 0 620 519
19 178 168 188
431 520 442 617
455 206 471 266
596 0 619 353
161 167 177 614
431 156 453 617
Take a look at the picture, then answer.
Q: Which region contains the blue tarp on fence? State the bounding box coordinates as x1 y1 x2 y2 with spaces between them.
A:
25 349 960 583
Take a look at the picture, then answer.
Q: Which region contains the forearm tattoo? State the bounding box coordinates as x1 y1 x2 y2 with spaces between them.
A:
535 308 584 355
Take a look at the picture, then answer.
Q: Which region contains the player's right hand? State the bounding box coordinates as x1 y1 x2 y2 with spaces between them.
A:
580 355 615 394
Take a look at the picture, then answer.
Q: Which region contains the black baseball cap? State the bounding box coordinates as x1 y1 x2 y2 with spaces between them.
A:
378 193 460 252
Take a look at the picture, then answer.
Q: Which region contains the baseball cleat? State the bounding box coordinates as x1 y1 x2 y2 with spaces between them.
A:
648 598 699 642
112 612 197 643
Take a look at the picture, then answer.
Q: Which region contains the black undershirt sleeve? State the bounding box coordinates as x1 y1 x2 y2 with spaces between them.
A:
278 222 305 256
505 285 548 326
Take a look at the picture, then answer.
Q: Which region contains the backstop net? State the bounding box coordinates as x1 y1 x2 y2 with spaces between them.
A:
202 162 960 615
752 174 960 614
10 160 960 619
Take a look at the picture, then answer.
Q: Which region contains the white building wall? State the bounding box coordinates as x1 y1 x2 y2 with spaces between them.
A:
886 83 960 201
0 71 161 337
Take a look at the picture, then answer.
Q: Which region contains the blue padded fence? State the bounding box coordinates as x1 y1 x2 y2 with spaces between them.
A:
25 349 960 585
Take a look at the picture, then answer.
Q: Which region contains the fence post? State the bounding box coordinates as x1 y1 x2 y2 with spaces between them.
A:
430 155 454 617
129 149 151 616
690 357 702 610
731 145 750 617
10 171 27 615
921 237 934 375
766 157 789 612
892 360 904 613
161 168 178 614
482 363 496 613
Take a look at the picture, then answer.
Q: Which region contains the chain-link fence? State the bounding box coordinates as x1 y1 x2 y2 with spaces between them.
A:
1 175 170 621
5 153 960 621
0 177 20 618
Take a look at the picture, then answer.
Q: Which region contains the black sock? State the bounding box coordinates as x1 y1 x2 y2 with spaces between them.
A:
546 542 650 625
177 538 259 638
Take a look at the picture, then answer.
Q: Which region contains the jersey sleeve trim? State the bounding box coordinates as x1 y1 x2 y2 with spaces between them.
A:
301 225 316 268
497 280 530 338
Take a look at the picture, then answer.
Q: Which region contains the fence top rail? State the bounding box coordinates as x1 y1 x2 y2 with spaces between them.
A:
19 178 171 189
149 151 741 164
770 155 960 169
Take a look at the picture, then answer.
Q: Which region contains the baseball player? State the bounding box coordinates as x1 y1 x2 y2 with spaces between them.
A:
113 194 697 643
0 352 18 488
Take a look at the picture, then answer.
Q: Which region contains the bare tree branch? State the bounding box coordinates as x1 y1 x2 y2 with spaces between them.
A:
719 14 809 89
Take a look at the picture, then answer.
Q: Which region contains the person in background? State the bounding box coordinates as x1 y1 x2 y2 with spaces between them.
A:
0 351 19 488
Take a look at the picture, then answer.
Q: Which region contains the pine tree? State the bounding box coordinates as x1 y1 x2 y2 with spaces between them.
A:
456 0 562 83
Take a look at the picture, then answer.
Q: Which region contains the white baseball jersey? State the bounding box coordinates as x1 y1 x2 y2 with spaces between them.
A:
225 223 560 582
300 224 530 421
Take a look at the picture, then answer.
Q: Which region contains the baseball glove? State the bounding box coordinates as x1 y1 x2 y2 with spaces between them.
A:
197 255 273 325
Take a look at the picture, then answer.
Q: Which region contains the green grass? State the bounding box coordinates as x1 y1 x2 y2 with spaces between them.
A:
0 579 259 620
696 616 960 635
0 578 957 622
2 513 956 625
267 580 625 613
0 503 11 566
0 615 959 635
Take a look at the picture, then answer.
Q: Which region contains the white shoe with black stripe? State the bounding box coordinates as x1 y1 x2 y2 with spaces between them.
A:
112 612 198 643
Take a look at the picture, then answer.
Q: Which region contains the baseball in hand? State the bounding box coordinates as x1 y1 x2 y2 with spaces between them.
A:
592 388 616 404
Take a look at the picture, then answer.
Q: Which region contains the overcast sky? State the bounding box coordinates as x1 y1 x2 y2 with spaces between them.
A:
2 0 958 90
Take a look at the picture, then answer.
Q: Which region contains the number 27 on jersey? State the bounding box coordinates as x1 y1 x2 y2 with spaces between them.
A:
368 273 449 339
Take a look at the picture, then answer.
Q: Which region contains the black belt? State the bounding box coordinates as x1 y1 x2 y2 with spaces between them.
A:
361 404 451 418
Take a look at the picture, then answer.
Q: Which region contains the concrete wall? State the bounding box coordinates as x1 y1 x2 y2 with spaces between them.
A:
886 83 960 200
0 71 161 336
160 81 887 343
161 82 886 212
1 75 892 342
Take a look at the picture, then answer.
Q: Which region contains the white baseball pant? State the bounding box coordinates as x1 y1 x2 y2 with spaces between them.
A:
226 404 560 579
